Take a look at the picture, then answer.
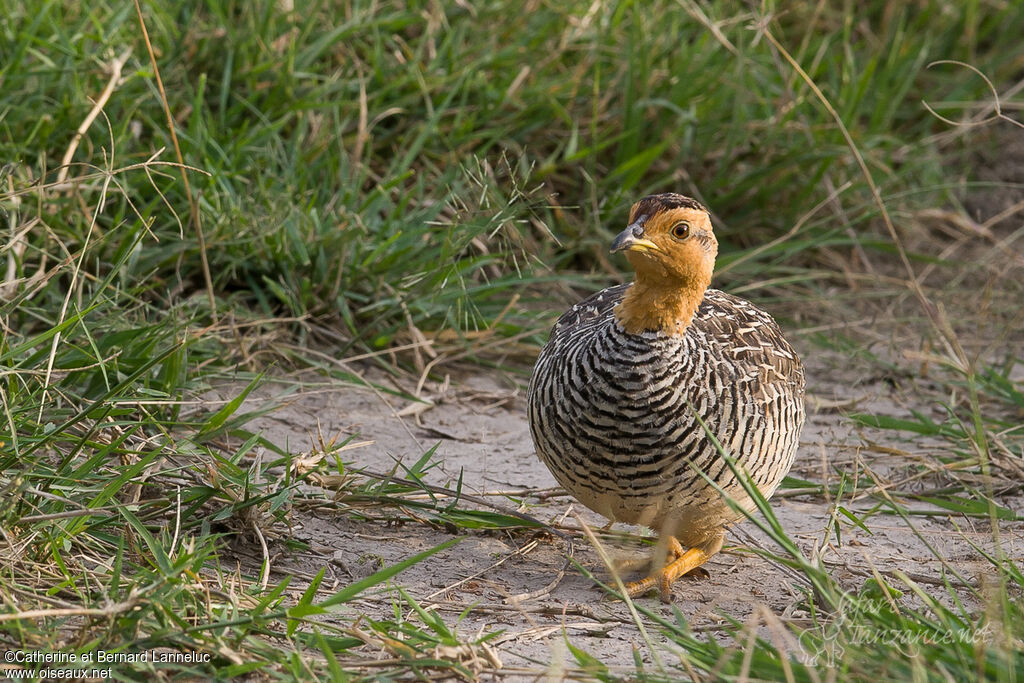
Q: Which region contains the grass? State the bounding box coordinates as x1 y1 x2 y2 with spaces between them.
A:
2 0 1023 679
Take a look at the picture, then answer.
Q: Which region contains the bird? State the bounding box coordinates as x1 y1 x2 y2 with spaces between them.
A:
527 193 805 602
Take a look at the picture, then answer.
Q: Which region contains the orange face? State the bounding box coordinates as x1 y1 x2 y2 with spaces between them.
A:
611 202 718 288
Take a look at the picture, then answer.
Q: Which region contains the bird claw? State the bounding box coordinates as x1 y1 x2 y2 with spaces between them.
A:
623 539 712 603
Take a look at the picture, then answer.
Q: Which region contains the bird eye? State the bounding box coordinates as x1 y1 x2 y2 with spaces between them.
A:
671 222 690 239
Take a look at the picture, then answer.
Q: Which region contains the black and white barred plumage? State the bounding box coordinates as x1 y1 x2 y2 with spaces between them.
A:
527 283 805 547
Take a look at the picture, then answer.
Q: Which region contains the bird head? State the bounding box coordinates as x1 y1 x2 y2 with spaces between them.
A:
611 194 719 335
610 193 718 290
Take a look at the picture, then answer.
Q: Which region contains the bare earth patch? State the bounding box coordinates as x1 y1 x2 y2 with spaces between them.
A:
213 336 1020 676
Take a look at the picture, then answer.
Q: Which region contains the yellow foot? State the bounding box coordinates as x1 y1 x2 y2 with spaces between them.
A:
625 537 713 603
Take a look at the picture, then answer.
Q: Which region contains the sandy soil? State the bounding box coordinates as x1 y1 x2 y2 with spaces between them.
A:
213 336 1020 677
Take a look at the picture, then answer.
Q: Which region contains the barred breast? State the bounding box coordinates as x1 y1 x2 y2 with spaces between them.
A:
527 283 805 547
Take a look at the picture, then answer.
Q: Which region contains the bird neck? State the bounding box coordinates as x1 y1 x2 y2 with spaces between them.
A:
614 278 707 336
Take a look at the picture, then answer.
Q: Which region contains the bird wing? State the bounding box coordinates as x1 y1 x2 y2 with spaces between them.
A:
551 282 631 337
696 289 806 393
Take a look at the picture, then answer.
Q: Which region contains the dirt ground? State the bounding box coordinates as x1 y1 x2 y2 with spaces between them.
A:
220 340 1019 675
215 124 1024 677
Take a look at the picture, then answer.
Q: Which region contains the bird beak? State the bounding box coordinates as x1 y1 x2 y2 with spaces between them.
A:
610 218 661 254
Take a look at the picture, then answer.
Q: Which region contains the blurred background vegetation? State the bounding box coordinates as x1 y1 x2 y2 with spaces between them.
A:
3 0 1021 359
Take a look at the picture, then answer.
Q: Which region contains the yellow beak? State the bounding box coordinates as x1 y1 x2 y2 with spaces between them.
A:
610 221 661 254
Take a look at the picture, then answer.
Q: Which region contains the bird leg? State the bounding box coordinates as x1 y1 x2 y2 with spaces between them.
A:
625 533 723 602
612 535 684 576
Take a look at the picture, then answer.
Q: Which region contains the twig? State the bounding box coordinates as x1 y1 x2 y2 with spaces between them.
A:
572 512 666 673
0 600 138 623
133 0 217 321
922 61 1024 132
350 468 572 541
55 50 131 186
763 28 966 368
424 539 539 602
504 536 574 604
676 0 737 55
38 148 118 423
716 180 852 277
253 522 271 591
